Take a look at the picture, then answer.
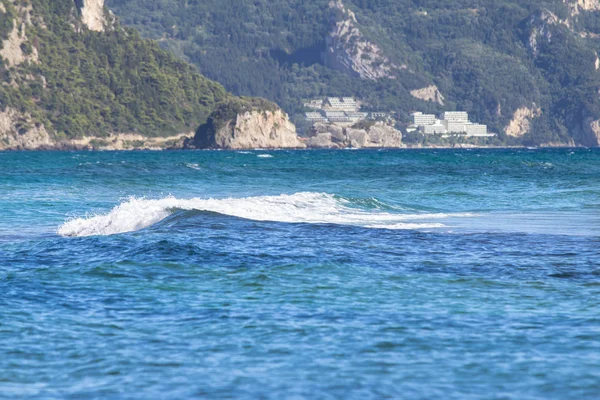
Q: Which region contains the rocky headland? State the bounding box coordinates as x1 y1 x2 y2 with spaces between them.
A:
192 98 306 150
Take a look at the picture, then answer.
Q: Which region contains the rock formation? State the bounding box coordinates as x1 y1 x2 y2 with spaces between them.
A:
565 0 600 16
324 0 398 80
0 1 39 67
505 106 542 137
0 108 52 150
77 0 106 32
307 122 403 149
410 85 445 106
194 99 306 149
583 118 600 146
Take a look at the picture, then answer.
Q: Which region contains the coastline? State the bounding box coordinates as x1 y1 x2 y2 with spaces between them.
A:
0 144 589 151
0 133 591 152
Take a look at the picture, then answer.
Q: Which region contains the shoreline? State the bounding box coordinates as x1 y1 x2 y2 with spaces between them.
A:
0 144 591 152
0 133 591 152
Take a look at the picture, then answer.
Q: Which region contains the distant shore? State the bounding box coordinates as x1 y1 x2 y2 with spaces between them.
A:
1 144 589 151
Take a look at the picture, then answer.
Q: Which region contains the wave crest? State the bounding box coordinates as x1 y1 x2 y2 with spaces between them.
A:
58 192 466 237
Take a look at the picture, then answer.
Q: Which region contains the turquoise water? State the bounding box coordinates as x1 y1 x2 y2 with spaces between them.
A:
1 149 599 399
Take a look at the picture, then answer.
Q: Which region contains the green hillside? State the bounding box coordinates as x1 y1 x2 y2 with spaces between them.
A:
107 0 600 146
0 0 230 140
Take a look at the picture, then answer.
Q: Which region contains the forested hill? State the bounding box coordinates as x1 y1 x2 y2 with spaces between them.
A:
0 0 230 148
107 0 600 146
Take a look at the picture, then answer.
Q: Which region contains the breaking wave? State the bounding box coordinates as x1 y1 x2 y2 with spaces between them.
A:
58 192 473 237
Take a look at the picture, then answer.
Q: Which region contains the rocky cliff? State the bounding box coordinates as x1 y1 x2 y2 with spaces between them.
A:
0 0 231 150
324 0 398 80
505 106 542 138
307 122 403 149
410 85 445 106
78 0 107 32
0 108 52 150
583 118 600 146
566 0 600 15
194 99 305 150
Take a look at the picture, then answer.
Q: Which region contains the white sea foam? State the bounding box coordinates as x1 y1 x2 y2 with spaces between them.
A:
257 154 273 158
58 192 473 237
184 163 201 170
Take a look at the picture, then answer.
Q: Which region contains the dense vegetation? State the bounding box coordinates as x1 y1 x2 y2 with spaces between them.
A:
107 0 600 145
0 0 230 139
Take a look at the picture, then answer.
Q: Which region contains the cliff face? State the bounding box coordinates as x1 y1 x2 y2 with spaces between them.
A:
410 85 445 106
566 0 600 15
194 100 305 149
583 118 600 146
78 0 106 32
307 122 403 149
0 1 40 67
505 106 542 137
0 108 52 150
324 0 397 80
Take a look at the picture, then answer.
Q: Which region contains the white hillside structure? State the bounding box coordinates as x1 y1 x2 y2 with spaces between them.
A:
410 110 494 137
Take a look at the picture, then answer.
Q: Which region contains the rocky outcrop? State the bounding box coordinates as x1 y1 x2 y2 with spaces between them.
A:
0 2 39 67
324 0 398 80
194 99 305 149
0 108 52 150
565 0 600 16
410 85 445 106
307 122 403 148
77 0 106 32
582 118 600 146
505 106 542 137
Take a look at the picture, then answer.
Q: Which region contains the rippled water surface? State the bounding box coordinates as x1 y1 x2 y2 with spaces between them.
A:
1 149 599 399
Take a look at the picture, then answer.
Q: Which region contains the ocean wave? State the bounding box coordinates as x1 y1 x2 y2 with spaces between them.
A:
57 192 473 237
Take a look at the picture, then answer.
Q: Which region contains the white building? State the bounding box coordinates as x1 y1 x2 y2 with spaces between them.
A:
422 123 447 134
410 109 492 136
442 111 469 123
444 121 468 134
412 112 436 126
346 112 369 123
325 97 359 111
342 97 357 106
306 112 327 122
465 123 489 136
325 111 350 123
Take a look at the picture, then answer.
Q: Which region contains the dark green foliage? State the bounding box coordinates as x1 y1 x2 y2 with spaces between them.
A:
0 0 230 138
107 0 600 145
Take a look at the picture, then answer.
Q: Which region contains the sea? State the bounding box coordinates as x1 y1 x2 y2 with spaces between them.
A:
1 148 599 399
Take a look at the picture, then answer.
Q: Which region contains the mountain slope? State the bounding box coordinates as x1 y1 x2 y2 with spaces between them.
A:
107 0 600 146
0 0 231 149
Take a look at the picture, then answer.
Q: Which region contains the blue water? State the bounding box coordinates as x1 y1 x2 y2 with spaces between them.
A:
1 149 599 399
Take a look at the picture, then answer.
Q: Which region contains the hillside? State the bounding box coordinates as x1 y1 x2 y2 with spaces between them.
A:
0 0 231 149
107 0 600 146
